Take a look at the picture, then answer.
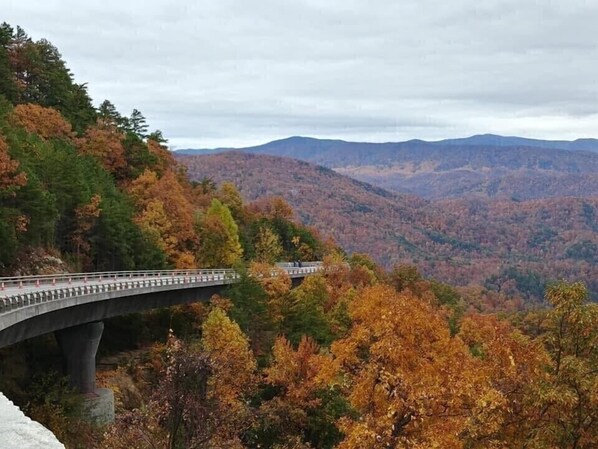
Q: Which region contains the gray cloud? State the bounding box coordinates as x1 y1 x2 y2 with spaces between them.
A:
4 0 598 147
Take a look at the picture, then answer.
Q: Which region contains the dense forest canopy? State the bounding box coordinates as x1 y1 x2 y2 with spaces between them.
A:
0 23 596 449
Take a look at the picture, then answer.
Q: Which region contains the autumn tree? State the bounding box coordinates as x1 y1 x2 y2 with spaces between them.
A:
254 225 284 264
103 334 214 449
458 314 551 447
528 281 598 449
197 199 242 268
10 103 73 140
328 284 505 449
130 169 198 267
217 181 244 222
248 262 291 326
257 336 345 448
201 307 257 446
0 133 27 194
247 196 294 221
77 125 127 175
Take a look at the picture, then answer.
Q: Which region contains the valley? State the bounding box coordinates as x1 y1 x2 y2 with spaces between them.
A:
178 151 598 300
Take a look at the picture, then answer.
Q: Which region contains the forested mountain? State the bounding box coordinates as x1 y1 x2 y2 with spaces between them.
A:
179 152 598 300
0 23 323 275
178 136 598 199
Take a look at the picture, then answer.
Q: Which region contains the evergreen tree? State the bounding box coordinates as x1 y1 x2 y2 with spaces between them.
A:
129 108 148 138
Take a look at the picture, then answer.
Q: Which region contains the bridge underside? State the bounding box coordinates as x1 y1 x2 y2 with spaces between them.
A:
0 276 305 398
0 284 225 349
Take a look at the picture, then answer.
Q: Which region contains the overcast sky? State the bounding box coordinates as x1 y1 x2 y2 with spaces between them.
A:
4 0 598 148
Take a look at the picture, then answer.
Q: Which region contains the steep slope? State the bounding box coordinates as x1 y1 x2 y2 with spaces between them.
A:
177 136 598 200
178 152 598 298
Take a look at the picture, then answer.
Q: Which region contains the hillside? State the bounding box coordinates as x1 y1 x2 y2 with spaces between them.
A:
179 152 598 299
178 136 598 200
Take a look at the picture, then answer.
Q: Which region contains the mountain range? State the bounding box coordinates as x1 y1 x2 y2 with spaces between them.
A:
177 135 598 200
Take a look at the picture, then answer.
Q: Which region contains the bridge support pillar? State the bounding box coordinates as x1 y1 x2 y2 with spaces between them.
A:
55 321 114 425
55 321 103 393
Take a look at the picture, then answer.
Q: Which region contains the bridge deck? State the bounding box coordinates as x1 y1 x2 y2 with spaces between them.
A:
0 264 322 331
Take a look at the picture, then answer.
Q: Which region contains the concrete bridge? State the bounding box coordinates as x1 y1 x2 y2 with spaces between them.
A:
0 264 321 402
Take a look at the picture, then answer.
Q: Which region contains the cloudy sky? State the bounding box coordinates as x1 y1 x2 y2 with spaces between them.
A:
4 0 598 148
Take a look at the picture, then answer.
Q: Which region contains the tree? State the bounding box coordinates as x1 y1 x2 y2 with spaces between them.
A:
71 193 102 269
135 198 178 259
328 284 504 449
254 225 283 264
224 269 273 357
197 199 242 268
196 176 216 194
148 129 167 144
248 262 291 326
77 125 127 175
217 181 244 222
0 133 27 194
284 275 332 346
10 103 73 140
129 108 148 138
103 334 214 449
97 99 122 129
258 336 344 449
130 169 198 265
0 23 18 102
201 308 257 446
458 314 551 447
528 281 598 449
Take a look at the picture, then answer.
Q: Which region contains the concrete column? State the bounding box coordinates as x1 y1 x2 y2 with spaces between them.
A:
55 321 103 394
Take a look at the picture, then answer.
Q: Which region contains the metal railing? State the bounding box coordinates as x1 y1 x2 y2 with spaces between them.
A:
0 265 322 315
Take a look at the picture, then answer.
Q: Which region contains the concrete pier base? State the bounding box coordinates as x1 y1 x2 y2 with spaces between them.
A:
81 388 115 426
55 322 115 425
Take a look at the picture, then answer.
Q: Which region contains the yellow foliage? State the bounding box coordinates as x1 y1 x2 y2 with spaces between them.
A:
201 308 257 403
249 262 291 324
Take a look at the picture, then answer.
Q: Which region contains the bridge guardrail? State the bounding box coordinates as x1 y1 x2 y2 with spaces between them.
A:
0 269 235 289
0 265 322 315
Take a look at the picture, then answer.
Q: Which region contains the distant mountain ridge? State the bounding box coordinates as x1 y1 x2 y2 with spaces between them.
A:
176 134 598 155
433 134 598 152
176 135 598 200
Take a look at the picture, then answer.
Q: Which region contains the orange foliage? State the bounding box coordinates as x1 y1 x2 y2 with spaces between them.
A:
329 284 505 449
129 169 198 264
77 125 126 174
11 104 73 140
147 139 176 174
245 196 295 221
0 134 27 194
266 336 327 408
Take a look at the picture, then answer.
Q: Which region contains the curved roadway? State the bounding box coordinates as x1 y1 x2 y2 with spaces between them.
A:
0 263 322 348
